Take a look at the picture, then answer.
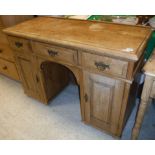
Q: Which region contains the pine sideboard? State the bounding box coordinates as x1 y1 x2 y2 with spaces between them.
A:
0 15 33 80
3 17 152 137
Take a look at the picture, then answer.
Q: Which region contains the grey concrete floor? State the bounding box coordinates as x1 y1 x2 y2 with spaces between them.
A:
121 98 155 139
0 74 155 140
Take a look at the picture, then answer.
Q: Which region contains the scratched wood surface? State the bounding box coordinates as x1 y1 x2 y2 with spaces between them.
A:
4 17 152 61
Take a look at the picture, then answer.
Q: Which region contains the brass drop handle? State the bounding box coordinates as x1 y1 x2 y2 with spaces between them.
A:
3 66 7 70
94 61 110 71
15 42 23 48
48 49 58 57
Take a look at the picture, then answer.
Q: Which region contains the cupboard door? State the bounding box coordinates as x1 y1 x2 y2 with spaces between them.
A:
15 56 40 100
83 71 125 135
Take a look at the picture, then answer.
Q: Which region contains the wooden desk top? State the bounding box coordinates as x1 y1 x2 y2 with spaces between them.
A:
4 17 152 61
143 49 155 77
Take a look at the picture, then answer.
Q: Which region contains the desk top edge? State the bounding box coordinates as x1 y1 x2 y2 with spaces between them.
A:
3 16 152 62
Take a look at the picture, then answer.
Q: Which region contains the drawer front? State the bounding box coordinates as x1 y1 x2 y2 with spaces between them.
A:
0 58 19 80
8 36 31 53
82 52 128 77
0 43 14 61
31 41 78 65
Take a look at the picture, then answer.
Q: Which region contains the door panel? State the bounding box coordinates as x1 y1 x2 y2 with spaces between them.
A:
83 71 125 134
15 56 40 100
91 80 114 123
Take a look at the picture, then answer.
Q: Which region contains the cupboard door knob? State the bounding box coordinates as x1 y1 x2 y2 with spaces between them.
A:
84 93 88 102
3 66 7 70
94 61 110 71
15 42 23 48
36 75 39 83
40 63 44 70
48 49 58 57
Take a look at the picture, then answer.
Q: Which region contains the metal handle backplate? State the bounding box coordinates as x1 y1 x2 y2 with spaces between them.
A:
95 61 110 71
48 49 58 57
15 42 23 48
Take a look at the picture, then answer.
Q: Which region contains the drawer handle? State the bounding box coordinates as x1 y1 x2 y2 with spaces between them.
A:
0 49 3 53
48 49 58 57
95 61 110 71
3 66 7 70
15 42 23 48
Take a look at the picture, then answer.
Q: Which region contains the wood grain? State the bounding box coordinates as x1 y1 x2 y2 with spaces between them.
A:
31 41 78 65
4 16 151 137
0 16 33 81
132 76 155 139
8 36 31 53
81 52 128 78
0 58 19 80
4 17 152 61
83 71 125 135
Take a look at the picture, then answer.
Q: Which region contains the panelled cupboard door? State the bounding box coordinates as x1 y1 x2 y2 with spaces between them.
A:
83 71 125 135
15 56 40 101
